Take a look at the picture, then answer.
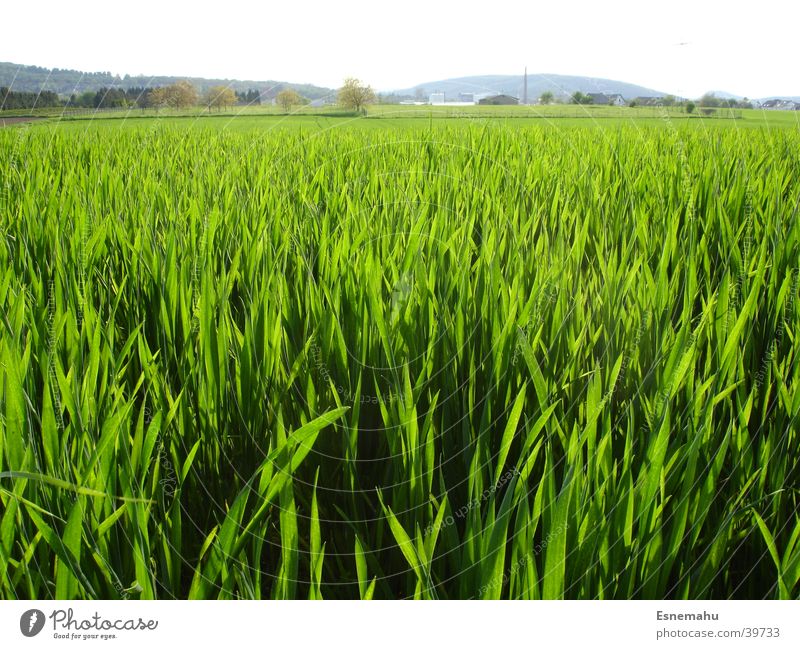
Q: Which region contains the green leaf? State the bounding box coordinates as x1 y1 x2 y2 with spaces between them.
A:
494 387 526 484
542 468 573 599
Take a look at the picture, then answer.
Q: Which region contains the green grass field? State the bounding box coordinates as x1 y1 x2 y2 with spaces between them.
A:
5 102 800 132
0 115 798 599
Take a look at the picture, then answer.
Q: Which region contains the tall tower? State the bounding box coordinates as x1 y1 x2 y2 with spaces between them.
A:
523 66 528 105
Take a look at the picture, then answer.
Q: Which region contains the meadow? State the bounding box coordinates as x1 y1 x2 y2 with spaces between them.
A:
0 115 798 599
5 102 799 132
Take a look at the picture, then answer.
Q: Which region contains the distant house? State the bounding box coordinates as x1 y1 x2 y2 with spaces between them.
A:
458 92 475 103
429 92 446 105
473 92 498 103
761 99 798 110
479 94 518 106
588 93 626 106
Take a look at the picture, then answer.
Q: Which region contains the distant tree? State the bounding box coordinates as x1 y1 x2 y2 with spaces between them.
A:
628 100 638 108
93 87 127 108
699 92 722 108
276 89 302 112
18 88 62 109
235 89 261 106
134 89 150 110
662 94 676 107
75 90 96 108
685 101 696 114
125 86 142 101
571 91 592 105
124 87 150 108
1 86 62 109
204 85 237 111
539 91 554 105
165 81 198 109
148 87 168 111
338 77 375 113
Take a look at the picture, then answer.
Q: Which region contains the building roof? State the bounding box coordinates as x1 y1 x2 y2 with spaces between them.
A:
478 94 519 104
762 98 798 109
588 93 624 105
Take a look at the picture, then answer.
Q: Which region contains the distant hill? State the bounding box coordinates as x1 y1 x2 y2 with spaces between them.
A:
704 90 744 100
390 74 666 100
0 62 334 101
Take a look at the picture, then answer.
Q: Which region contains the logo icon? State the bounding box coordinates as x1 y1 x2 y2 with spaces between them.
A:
20 609 45 637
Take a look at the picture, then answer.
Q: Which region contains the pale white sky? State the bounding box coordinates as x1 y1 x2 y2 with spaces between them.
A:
3 0 798 98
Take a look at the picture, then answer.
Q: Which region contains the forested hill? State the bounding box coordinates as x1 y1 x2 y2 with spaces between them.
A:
0 61 333 100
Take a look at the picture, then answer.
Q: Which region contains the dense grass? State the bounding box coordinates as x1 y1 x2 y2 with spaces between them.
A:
0 122 799 600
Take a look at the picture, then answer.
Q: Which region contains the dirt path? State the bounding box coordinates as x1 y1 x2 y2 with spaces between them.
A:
0 116 43 127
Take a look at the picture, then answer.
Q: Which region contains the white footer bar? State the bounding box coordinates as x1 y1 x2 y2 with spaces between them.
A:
1 600 797 648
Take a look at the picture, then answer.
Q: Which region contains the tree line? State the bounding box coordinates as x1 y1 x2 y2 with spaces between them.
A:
2 77 377 114
0 82 266 111
0 87 61 109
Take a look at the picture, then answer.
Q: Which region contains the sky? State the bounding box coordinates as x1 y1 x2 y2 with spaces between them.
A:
3 0 798 98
